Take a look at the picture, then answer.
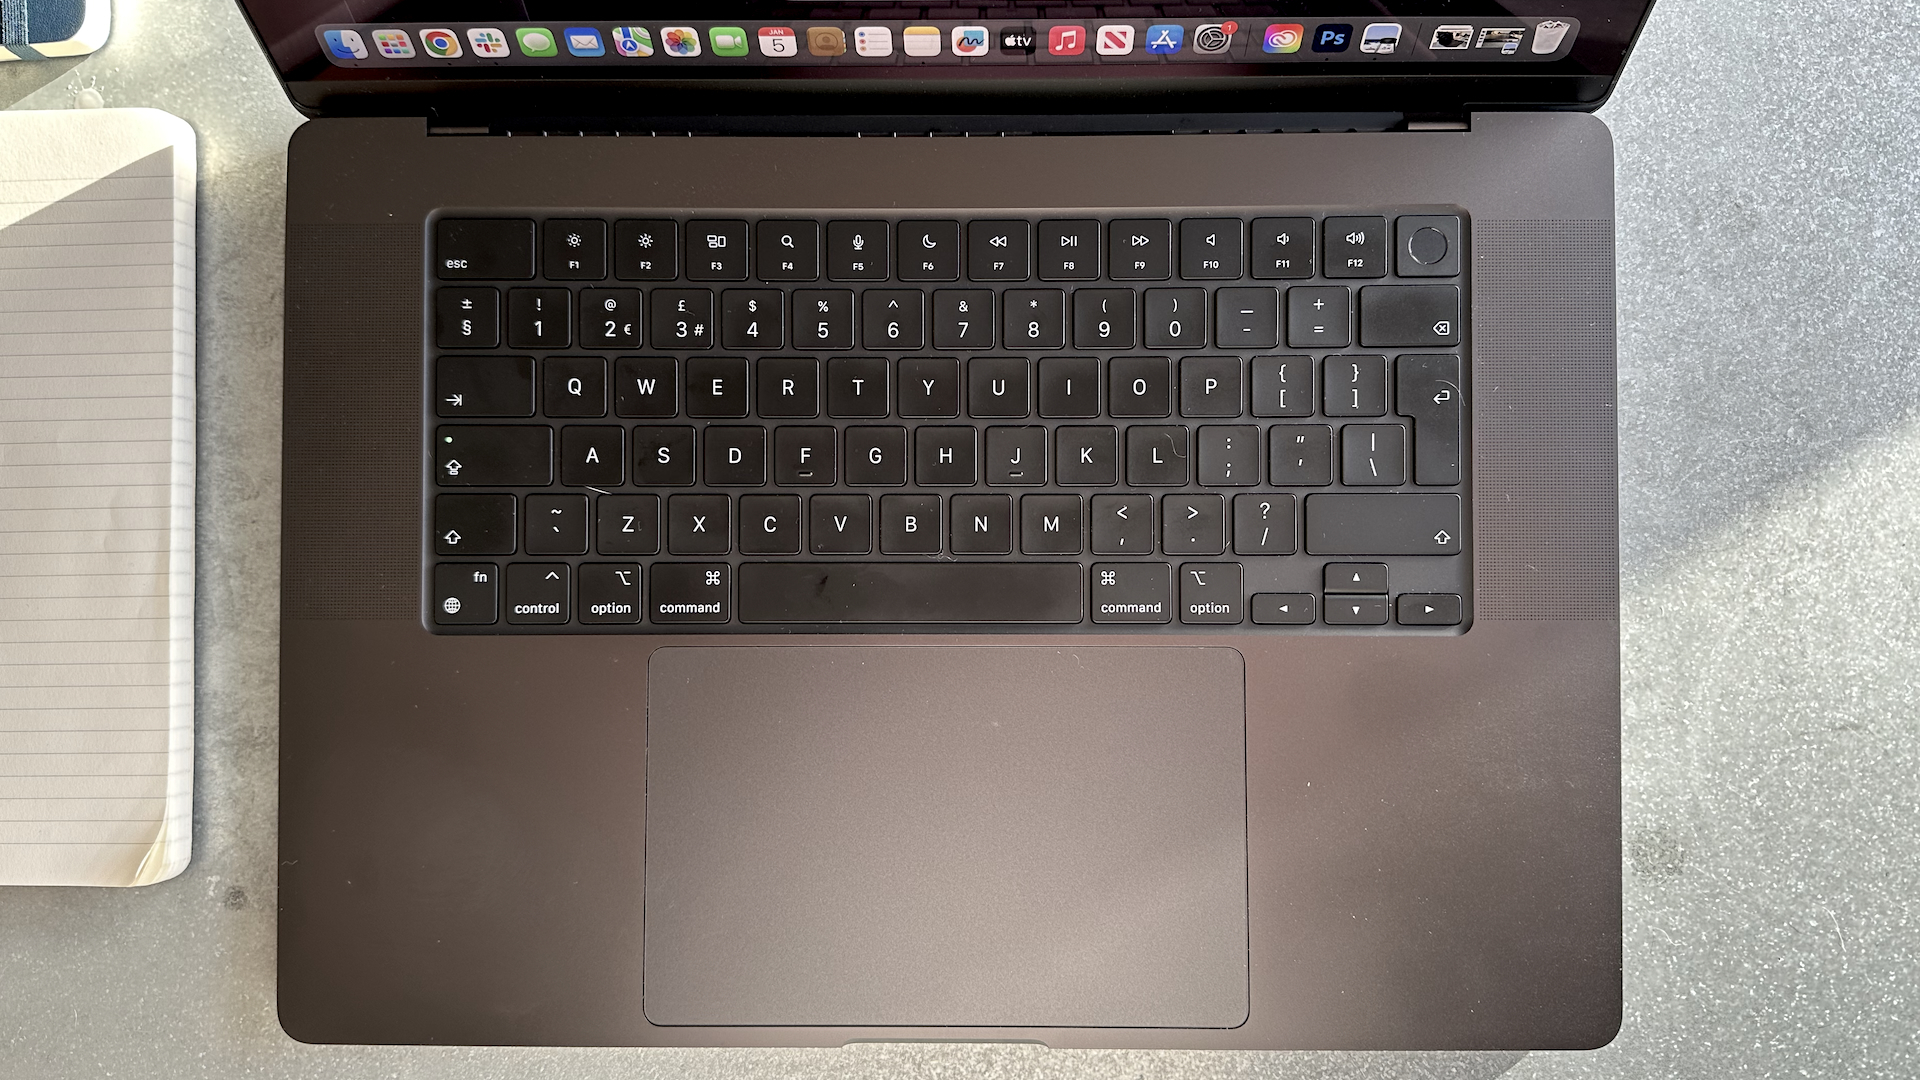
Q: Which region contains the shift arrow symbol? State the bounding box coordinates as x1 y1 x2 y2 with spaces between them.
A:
442 530 462 545
1434 530 1451 545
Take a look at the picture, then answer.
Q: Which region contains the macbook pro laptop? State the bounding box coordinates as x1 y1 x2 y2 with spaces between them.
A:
240 0 1648 1049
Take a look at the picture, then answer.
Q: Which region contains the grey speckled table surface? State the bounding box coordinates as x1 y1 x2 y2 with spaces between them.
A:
3 1 1917 1076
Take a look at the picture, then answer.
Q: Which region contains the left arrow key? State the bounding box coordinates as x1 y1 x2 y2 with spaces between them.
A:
434 493 517 554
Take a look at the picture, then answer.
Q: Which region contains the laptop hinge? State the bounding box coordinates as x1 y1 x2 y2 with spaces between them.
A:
426 111 1417 138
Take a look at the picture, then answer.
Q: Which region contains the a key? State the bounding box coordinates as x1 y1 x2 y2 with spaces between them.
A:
968 357 1032 418
433 563 499 625
1090 562 1171 623
951 494 1013 554
615 357 677 418
1110 356 1173 417
755 220 821 282
844 426 907 485
880 494 941 553
1324 355 1388 417
898 358 961 417
1091 494 1154 554
1269 424 1333 486
1303 493 1462 555
1180 357 1242 417
1286 286 1350 348
826 220 889 280
1002 289 1066 349
1126 425 1189 486
862 290 926 350
434 493 515 555
932 289 994 350
1180 218 1243 280
667 494 731 555
631 426 696 486
1039 357 1100 418
1249 355 1312 417
1179 562 1243 624
1324 563 1389 594
579 288 641 349
985 426 1047 485
650 563 730 623
1056 426 1118 486
651 289 713 350
1249 216 1314 279
507 289 571 349
968 219 1032 281
721 290 784 350
1396 354 1463 485
435 218 533 280
1231 493 1297 555
773 426 836 485
1324 216 1387 279
915 427 977 486
1359 285 1462 348
898 220 961 281
543 357 606 418
614 219 677 280
1215 287 1279 349
828 357 890 417
1197 425 1259 486
1341 424 1407 485
1072 288 1136 349
544 218 606 280
436 287 499 348
686 220 749 280
595 494 660 555
739 495 802 555
685 357 748 417
1162 494 1226 555
1109 218 1173 280
1143 288 1207 349
437 357 533 417
703 426 767 486
506 564 571 625
435 425 550 486
809 494 873 554
559 426 623 486
578 564 643 624
523 494 588 555
1020 494 1083 555
1037 219 1100 281
756 358 820 418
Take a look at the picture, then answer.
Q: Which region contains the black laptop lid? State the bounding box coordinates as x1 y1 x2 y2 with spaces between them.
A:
236 1 1654 124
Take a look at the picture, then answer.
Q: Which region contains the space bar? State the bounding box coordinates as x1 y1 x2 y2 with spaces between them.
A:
738 563 1084 624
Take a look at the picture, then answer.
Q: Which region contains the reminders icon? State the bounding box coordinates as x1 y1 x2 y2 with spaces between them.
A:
903 25 941 56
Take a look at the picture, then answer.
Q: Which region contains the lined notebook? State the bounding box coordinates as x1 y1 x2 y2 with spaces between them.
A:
0 108 195 886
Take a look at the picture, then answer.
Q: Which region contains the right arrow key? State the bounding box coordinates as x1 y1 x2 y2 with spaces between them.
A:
1358 284 1461 347
1396 593 1463 626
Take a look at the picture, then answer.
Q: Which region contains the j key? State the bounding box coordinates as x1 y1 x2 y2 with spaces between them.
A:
1126 425 1189 486
578 564 643 624
667 494 731 555
951 494 1013 554
544 218 606 280
524 494 588 555
755 220 820 282
1179 563 1243 625
1037 219 1100 280
1197 425 1260 486
826 220 889 280
738 563 1082 624
739 495 802 555
1250 355 1313 417
1144 289 1206 349
1162 494 1226 555
1286 286 1351 348
757 358 820 418
632 426 696 486
1341 424 1407 486
1324 355 1388 417
1303 493 1462 555
1397 593 1463 626
1056 426 1118 486
433 563 498 625
436 356 533 417
651 289 713 350
1072 289 1136 349
898 220 961 281
704 426 767 486
1180 357 1242 417
792 289 854 350
1090 562 1170 623
580 288 641 349
1359 285 1462 348
1324 216 1387 278
686 220 749 280
880 493 941 553
615 357 678 418
828 357 890 417
651 564 730 624
809 494 873 554
436 425 550 486
614 219 677 280
560 426 624 486
434 493 516 555
596 494 660 555
436 287 499 348
932 290 994 350
1110 356 1173 417
1269 425 1333 486
505 564 570 625
1003 289 1066 349
844 426 907 485
686 357 748 417
1179 218 1243 279
862 290 926 351
985 426 1047 485
968 220 1031 281
1249 216 1314 279
1325 563 1388 594
721 290 785 350
1109 218 1173 280
1021 494 1083 555
1215 287 1279 349
773 426 836 485
1039 357 1100 418
1091 494 1154 554
1232 493 1297 555
1396 353 1463 485
969 357 1032 418
1250 592 1314 624
915 427 977 485
507 289 571 349
543 357 606 417
436 218 532 280
898 358 960 417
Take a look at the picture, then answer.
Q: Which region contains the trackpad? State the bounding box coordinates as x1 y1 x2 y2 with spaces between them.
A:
643 646 1247 1029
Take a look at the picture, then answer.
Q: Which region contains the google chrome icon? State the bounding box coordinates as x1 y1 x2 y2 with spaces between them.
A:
421 27 461 57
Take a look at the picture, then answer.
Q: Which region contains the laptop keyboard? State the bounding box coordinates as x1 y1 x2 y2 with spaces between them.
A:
426 210 1468 632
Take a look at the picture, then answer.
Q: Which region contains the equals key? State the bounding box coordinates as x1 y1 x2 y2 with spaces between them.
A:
1287 286 1350 348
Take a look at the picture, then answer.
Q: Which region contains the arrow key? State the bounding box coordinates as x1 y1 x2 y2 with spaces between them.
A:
434 493 516 555
1324 562 1387 594
1250 592 1314 625
1396 593 1462 626
1324 596 1390 625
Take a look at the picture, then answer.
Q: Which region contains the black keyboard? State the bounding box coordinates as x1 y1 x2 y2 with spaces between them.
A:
426 210 1467 632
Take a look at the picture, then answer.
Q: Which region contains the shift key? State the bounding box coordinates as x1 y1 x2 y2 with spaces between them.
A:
1304 493 1460 555
436 425 552 486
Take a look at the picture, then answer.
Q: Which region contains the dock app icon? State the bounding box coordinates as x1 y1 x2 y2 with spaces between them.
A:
1096 24 1134 55
952 25 989 56
903 25 941 55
